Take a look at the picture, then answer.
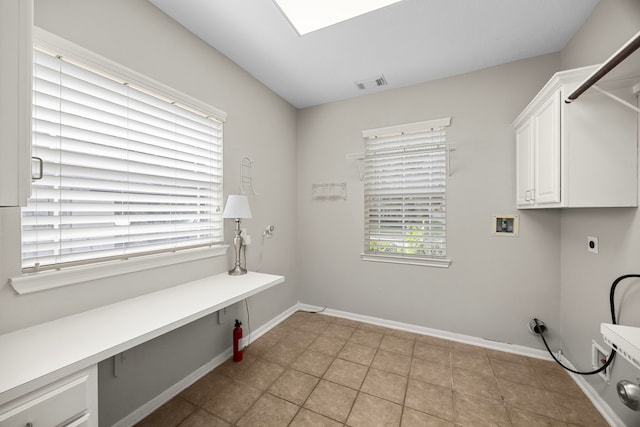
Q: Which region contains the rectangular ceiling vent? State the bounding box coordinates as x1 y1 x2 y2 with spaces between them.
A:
355 74 387 90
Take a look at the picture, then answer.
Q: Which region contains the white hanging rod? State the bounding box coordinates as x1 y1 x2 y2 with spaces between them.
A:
565 30 640 104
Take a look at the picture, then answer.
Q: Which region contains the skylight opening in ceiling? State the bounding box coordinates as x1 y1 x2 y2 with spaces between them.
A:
273 0 403 36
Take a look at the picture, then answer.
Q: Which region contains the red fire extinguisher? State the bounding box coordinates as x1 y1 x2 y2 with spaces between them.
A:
233 319 243 362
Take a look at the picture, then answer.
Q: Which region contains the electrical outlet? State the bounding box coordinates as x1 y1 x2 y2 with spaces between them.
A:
241 229 251 245
592 341 610 382
587 236 598 254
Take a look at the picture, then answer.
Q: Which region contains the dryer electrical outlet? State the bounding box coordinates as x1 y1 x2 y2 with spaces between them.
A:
592 340 610 382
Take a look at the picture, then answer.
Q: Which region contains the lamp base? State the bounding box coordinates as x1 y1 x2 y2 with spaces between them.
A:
228 219 247 275
228 265 248 275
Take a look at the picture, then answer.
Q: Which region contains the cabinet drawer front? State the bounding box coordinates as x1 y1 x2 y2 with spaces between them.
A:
64 412 91 427
0 375 89 427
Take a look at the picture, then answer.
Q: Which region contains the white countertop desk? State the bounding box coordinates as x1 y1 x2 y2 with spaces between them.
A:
0 271 285 405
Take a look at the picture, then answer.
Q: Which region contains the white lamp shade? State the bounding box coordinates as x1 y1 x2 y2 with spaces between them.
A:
222 195 253 219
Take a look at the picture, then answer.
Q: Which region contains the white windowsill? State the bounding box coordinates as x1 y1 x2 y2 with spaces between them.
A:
10 245 229 295
361 253 451 268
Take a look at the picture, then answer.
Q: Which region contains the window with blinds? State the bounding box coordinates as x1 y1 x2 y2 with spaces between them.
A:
362 118 451 267
22 48 224 273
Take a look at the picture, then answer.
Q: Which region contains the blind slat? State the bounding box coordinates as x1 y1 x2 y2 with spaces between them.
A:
23 48 225 271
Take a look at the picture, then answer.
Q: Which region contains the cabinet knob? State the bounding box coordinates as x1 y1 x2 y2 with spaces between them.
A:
26 422 33 427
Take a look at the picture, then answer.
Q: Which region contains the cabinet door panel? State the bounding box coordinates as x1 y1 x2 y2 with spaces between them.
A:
533 91 561 205
515 119 534 206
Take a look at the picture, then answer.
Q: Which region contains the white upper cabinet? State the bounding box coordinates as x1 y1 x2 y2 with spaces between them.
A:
513 65 638 209
0 0 32 207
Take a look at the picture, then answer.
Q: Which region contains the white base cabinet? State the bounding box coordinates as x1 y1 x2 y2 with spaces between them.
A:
0 366 98 427
513 65 638 209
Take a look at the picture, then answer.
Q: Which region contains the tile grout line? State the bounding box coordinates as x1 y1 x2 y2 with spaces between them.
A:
283 313 338 426
397 332 416 426
325 316 359 425
285 313 353 426
141 311 607 427
343 332 381 426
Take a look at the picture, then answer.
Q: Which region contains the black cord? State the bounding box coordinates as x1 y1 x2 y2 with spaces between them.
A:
536 318 614 375
244 298 251 348
301 306 327 314
536 274 640 376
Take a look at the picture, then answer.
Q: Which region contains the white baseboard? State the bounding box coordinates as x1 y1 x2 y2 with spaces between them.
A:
558 354 624 427
300 303 622 427
299 304 552 361
114 301 620 427
112 349 231 427
242 302 300 348
113 302 300 427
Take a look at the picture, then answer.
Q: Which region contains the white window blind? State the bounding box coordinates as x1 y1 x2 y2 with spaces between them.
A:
363 118 450 264
22 48 224 272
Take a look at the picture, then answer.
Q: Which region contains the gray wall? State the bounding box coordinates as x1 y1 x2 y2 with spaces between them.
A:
0 1 299 425
559 1 640 425
3 0 640 425
296 53 563 349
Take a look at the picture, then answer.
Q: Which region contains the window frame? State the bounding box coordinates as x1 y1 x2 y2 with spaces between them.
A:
360 117 452 268
10 28 228 295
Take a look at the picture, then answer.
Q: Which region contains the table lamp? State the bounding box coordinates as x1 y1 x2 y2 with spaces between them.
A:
222 195 253 275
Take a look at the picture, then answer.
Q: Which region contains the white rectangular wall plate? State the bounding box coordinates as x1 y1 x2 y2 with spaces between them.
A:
587 236 598 254
591 340 610 382
492 215 519 237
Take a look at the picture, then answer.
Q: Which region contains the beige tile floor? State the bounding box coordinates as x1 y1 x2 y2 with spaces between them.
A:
135 311 609 427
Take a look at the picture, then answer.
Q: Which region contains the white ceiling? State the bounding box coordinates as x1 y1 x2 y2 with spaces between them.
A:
148 0 599 109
